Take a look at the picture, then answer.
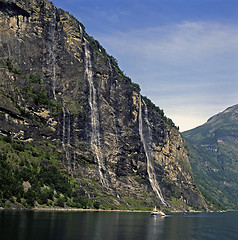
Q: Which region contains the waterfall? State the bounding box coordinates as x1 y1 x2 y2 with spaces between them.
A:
66 107 71 145
73 151 76 171
138 96 167 205
48 7 57 100
17 26 21 67
108 57 113 76
84 39 110 188
79 183 91 199
112 111 119 146
62 107 66 145
62 107 72 173
79 24 83 38
15 15 21 67
108 57 119 147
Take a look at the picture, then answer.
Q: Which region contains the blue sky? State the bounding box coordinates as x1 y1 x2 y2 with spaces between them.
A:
52 0 238 131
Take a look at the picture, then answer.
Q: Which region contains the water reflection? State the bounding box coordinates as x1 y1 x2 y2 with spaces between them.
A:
0 211 238 240
146 215 165 239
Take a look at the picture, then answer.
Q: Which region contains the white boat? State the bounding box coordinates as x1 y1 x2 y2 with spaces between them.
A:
150 206 165 216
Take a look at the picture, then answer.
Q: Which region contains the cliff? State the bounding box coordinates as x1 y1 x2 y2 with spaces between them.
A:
0 0 208 211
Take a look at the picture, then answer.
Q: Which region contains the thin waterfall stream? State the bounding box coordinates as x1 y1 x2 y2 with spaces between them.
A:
108 57 120 148
84 38 110 188
62 107 72 173
138 95 167 205
48 7 57 100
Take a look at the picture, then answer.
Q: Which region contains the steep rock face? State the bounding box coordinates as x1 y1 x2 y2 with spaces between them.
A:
0 0 207 210
183 105 238 210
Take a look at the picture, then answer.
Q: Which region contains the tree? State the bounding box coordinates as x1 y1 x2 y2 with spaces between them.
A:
25 188 35 207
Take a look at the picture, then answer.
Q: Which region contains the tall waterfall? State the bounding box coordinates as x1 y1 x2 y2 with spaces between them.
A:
48 7 57 100
84 39 110 188
108 57 119 147
138 96 167 205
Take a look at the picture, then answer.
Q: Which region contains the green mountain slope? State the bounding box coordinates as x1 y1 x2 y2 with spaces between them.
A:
183 104 238 209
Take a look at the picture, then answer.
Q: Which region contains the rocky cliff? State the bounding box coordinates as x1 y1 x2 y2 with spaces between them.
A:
0 0 208 211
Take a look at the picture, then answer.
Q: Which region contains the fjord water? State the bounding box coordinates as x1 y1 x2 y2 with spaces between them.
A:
0 211 237 240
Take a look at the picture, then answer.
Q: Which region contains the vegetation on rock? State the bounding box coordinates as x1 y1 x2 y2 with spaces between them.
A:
183 105 238 210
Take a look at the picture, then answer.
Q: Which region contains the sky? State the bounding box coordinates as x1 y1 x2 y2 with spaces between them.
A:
52 0 238 131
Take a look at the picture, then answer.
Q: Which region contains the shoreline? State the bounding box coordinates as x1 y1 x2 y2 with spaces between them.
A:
0 206 151 213
33 207 151 213
1 206 231 213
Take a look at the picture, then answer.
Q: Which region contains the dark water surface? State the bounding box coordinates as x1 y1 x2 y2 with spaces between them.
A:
0 210 237 240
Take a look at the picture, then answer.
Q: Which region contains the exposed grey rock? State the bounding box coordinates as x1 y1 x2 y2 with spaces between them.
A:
0 0 208 211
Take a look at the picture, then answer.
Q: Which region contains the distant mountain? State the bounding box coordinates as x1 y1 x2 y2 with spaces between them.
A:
0 0 208 211
183 104 238 209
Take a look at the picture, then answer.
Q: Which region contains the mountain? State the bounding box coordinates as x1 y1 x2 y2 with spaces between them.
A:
0 0 208 211
183 104 238 210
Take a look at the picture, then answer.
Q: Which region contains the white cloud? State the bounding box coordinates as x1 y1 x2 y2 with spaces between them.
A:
95 21 238 131
98 21 238 58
